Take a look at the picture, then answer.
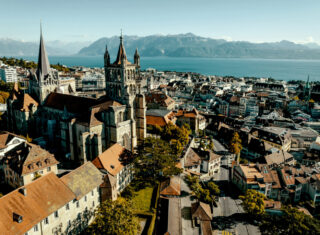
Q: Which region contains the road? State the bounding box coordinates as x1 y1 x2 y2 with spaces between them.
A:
212 157 260 235
180 174 200 235
210 138 260 235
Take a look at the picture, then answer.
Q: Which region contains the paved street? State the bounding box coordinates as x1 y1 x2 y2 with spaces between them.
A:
211 144 261 235
180 174 199 235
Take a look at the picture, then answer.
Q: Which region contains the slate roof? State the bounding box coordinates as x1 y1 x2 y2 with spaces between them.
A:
36 27 51 81
113 35 131 65
0 173 75 235
61 162 103 200
44 93 97 114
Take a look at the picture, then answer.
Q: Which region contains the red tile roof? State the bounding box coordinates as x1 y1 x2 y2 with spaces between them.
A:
92 143 133 176
0 173 75 235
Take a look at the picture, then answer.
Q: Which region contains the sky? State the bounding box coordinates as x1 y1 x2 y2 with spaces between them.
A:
0 0 320 44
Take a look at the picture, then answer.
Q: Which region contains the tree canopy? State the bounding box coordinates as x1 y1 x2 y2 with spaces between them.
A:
87 199 140 235
229 132 242 164
239 189 266 217
185 175 220 204
260 206 320 235
134 137 182 181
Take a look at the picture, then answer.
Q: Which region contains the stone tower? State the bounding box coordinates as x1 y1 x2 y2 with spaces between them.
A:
104 34 146 147
134 48 140 67
29 25 58 103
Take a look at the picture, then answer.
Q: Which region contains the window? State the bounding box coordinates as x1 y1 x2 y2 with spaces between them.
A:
76 201 79 208
39 171 43 174
44 217 49 225
84 195 87 202
66 203 70 210
54 211 59 218
34 225 38 232
91 190 94 196
47 167 51 172
68 220 71 227
92 201 95 207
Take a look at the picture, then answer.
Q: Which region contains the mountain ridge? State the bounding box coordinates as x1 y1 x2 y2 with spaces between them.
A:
78 34 320 60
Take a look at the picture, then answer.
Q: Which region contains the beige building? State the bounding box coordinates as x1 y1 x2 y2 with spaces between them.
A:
92 143 134 201
0 162 102 235
0 142 59 188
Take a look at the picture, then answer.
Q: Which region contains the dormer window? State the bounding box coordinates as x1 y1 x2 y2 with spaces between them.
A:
36 162 42 167
13 213 23 223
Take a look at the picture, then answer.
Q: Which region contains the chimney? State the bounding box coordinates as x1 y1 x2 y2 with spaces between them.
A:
18 187 27 196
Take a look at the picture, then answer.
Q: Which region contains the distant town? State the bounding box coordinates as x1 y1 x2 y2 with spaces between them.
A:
0 28 320 235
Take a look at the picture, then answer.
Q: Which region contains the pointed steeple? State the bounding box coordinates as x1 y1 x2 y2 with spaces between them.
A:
134 48 140 66
104 45 110 66
36 23 51 81
113 32 129 65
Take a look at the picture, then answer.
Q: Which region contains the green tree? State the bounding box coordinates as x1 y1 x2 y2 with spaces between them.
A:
208 139 214 151
260 207 320 235
239 189 266 217
87 199 140 235
134 137 182 181
208 181 220 196
229 132 242 164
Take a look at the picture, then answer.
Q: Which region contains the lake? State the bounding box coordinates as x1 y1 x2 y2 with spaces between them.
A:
21 56 320 82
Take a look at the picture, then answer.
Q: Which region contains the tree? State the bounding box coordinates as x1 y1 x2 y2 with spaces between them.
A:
208 139 214 151
87 199 140 235
229 132 242 164
260 206 320 235
208 181 220 196
134 137 182 181
239 189 266 217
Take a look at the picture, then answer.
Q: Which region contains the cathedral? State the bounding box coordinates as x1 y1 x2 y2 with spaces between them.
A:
6 29 146 164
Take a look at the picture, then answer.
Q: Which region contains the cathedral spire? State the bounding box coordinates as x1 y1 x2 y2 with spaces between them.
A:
113 31 128 65
104 45 110 66
134 48 140 66
36 22 51 81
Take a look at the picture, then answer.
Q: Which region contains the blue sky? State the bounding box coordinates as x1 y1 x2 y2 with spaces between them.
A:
0 0 319 43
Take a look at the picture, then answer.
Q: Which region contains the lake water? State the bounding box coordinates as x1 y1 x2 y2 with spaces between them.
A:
22 56 320 82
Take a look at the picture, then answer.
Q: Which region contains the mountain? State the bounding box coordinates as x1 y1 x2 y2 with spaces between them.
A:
78 34 320 60
0 38 91 56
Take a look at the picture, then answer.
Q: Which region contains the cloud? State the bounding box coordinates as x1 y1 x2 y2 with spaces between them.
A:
221 36 233 41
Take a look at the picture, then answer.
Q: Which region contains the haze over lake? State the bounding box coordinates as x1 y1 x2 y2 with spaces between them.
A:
22 56 320 82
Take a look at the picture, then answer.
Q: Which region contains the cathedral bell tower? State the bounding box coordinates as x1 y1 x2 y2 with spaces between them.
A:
104 33 146 149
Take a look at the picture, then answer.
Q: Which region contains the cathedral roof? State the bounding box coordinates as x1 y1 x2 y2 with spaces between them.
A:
113 35 131 65
36 25 51 81
44 93 97 114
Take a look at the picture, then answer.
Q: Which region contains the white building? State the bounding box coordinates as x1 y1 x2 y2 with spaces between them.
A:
0 66 18 83
200 150 222 178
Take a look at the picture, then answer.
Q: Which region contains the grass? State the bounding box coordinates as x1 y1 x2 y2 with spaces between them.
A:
131 186 154 213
